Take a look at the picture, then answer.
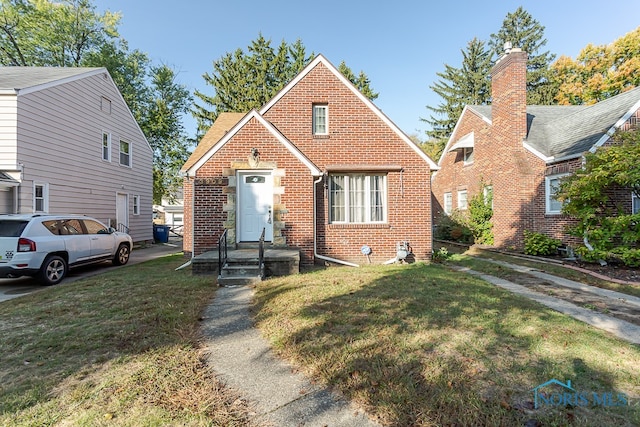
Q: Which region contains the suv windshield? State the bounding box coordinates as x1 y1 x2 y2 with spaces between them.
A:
0 220 28 237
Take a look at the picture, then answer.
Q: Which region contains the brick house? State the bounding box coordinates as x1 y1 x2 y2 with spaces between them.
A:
431 48 640 250
181 54 438 266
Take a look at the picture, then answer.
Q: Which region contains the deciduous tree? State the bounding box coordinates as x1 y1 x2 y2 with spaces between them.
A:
552 27 640 105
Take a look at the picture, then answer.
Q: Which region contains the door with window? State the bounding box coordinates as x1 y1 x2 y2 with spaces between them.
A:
237 171 273 242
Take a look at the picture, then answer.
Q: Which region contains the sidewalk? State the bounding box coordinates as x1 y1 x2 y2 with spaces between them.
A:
452 261 640 345
200 285 380 427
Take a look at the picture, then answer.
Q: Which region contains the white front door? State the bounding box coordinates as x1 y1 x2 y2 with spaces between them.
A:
238 171 273 242
116 193 128 232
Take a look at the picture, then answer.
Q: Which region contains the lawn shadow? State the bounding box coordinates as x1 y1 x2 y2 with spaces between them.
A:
253 263 639 426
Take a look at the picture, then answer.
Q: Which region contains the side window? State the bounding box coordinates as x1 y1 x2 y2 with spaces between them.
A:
133 195 140 215
102 132 111 161
42 220 60 235
633 193 639 214
313 104 328 135
119 140 131 167
59 219 84 235
463 147 474 164
444 192 452 215
34 182 49 213
83 219 108 234
545 174 569 214
457 190 468 210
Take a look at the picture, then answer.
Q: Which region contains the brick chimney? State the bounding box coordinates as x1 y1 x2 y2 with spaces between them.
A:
490 47 528 144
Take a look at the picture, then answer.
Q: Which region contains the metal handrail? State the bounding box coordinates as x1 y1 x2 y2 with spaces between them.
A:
258 227 265 279
218 229 228 276
117 223 130 234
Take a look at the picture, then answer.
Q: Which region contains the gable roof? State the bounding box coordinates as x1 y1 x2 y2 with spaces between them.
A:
184 110 322 176
0 67 104 95
453 87 640 162
182 112 245 172
260 54 439 170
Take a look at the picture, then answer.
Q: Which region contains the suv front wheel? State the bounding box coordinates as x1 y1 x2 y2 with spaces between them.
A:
39 255 67 286
113 243 130 266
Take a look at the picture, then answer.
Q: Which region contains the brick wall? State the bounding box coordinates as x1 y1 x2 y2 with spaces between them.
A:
184 60 434 264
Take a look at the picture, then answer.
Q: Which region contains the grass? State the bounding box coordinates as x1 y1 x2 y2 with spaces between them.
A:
453 246 640 299
2 252 639 426
253 263 640 426
0 254 255 426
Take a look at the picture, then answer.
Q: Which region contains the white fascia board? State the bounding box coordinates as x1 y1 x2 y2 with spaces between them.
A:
16 68 106 96
187 110 322 177
590 98 640 153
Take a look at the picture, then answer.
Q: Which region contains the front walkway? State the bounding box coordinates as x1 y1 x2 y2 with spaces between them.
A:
453 261 640 345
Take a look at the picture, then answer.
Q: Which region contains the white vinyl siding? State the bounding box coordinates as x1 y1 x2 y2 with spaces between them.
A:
545 174 568 214
444 192 452 215
14 72 153 242
313 104 328 135
329 174 386 223
457 190 468 210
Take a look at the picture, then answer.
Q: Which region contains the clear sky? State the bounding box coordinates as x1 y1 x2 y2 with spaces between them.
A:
93 0 640 139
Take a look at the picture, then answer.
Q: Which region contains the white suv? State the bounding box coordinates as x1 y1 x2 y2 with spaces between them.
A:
0 214 133 285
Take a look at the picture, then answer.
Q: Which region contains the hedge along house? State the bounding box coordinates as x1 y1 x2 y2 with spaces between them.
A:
431 47 640 250
181 55 438 268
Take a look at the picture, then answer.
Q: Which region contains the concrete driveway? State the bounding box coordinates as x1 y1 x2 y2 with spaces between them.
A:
0 238 183 303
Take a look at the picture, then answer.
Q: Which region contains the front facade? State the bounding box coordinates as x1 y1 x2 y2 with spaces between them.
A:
0 67 153 243
432 48 640 249
182 55 438 265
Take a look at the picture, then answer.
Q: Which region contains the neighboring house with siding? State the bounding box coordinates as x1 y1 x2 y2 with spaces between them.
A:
0 67 153 243
181 54 438 266
431 48 640 250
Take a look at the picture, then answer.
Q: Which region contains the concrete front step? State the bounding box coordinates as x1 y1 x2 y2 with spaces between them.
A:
218 274 263 286
218 262 264 286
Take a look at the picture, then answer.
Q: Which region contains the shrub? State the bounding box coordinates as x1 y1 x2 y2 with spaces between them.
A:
523 231 561 256
432 247 451 263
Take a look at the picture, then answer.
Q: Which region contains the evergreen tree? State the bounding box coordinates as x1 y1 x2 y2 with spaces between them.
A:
488 6 557 105
193 35 378 134
422 37 492 142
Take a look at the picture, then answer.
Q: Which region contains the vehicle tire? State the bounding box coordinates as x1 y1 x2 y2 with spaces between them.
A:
38 255 67 286
113 243 130 266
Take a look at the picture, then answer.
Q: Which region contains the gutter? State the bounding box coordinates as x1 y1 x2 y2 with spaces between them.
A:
313 174 359 267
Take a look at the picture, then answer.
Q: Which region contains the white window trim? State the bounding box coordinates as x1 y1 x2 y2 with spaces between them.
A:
457 190 468 210
313 104 328 135
119 139 132 167
545 173 569 214
329 174 387 224
483 185 493 209
33 182 49 213
133 195 140 215
102 131 111 162
444 192 452 215
633 193 639 214
463 147 474 165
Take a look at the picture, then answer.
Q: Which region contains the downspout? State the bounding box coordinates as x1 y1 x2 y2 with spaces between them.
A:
313 174 359 267
175 173 194 270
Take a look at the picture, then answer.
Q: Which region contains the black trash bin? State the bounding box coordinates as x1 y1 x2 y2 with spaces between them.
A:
153 224 170 243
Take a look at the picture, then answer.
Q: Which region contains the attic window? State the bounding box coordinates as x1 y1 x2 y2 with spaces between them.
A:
101 96 111 114
313 104 328 135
